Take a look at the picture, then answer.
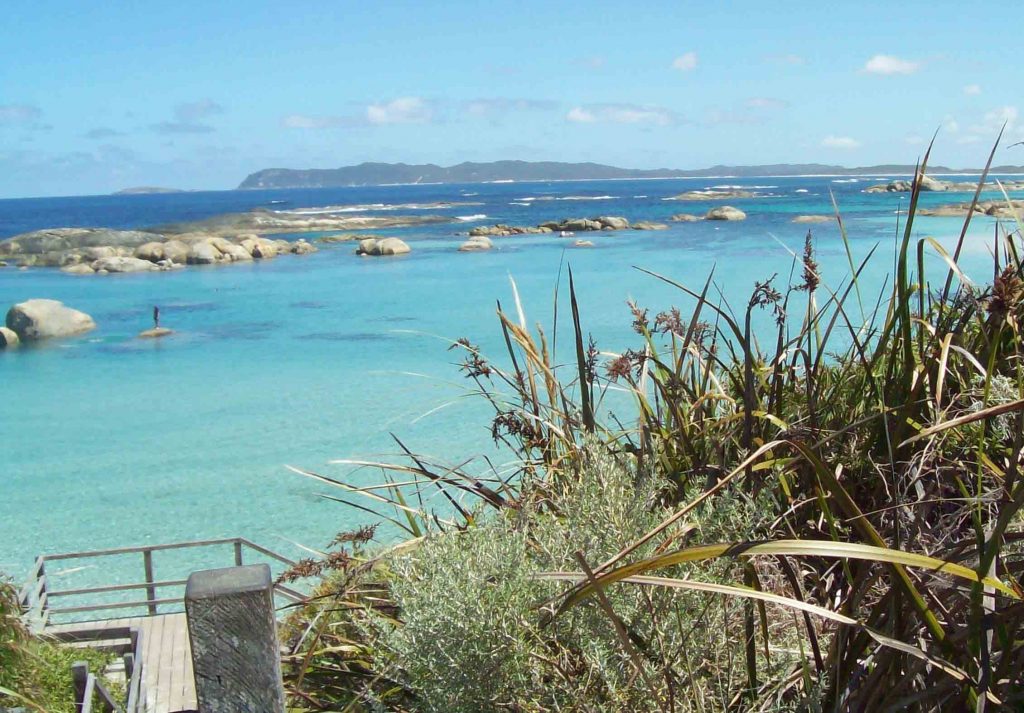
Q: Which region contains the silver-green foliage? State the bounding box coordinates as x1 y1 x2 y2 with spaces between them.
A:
375 446 791 712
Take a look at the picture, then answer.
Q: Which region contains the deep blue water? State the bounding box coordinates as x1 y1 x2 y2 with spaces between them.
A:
0 175 1014 592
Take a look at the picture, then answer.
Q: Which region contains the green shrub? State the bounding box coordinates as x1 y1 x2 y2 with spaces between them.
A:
1 577 121 713
371 446 799 712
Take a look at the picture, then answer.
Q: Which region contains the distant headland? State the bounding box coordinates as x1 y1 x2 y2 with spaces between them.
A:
238 160 1024 190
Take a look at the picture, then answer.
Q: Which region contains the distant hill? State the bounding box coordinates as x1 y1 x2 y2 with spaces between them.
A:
114 186 185 195
237 160 1024 189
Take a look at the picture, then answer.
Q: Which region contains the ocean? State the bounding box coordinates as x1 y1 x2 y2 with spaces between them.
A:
0 176 1012 594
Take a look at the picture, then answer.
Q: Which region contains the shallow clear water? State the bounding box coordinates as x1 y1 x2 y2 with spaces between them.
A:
0 176 1013 589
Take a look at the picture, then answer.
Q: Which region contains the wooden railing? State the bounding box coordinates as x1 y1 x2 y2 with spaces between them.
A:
62 624 145 713
18 537 305 629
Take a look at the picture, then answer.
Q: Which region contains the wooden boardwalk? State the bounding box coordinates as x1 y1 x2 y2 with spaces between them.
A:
49 613 196 713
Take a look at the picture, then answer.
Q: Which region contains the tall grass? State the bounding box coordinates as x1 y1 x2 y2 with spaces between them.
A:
283 139 1024 711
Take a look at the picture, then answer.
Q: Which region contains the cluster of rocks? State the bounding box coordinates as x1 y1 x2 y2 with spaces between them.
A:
920 200 1024 218
865 177 1024 193
356 237 411 256
2 299 95 348
670 206 748 221
468 216 669 237
0 227 317 275
151 208 454 237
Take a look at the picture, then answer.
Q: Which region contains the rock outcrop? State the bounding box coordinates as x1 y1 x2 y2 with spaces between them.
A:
139 327 174 339
0 226 319 274
632 221 669 230
459 236 493 252
470 224 552 237
0 326 19 349
705 206 747 221
92 256 161 273
356 237 411 256
6 299 96 341
792 215 834 224
187 242 220 265
919 199 1024 218
670 214 701 222
864 177 1024 194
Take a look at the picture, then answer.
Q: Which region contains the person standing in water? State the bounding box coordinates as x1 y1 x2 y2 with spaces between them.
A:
153 305 160 329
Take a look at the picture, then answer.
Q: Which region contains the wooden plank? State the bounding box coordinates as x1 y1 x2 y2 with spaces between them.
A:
147 613 165 712
167 614 182 712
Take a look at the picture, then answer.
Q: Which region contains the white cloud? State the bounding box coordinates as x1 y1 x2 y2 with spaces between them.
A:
985 105 1019 129
567 103 676 126
671 52 698 72
282 114 342 129
905 135 925 145
746 97 787 110
366 97 432 125
0 104 43 124
944 117 960 133
956 135 982 145
151 99 224 134
465 98 558 117
821 135 861 149
175 99 223 122
963 84 982 96
566 107 596 123
863 54 920 75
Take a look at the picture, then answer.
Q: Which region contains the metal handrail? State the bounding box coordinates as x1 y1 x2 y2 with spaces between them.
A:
67 624 144 713
20 536 304 627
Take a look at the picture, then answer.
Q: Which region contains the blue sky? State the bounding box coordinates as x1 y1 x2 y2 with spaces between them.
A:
1 0 1020 198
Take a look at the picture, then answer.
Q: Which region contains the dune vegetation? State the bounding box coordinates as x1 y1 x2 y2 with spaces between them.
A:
275 138 1024 711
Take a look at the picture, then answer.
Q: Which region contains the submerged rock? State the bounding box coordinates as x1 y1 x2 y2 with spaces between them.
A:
139 327 174 339
356 237 411 256
792 215 833 224
670 213 701 222
6 299 96 341
705 206 747 221
572 240 595 248
633 221 669 230
0 326 19 348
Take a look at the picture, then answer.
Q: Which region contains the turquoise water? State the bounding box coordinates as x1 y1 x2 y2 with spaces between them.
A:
0 176 1014 592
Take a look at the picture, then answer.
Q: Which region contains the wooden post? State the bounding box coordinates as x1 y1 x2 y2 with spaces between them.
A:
143 550 157 615
71 661 89 711
185 564 285 713
233 540 244 566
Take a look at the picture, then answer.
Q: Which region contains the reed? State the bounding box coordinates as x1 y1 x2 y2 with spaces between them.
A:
283 137 1024 711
